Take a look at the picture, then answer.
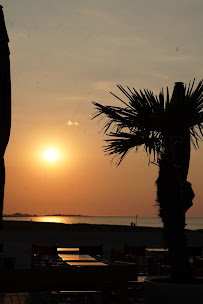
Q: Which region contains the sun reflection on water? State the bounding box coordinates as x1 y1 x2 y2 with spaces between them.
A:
34 216 71 224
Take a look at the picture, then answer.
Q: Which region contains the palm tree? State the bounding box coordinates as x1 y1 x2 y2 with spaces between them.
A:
92 80 203 282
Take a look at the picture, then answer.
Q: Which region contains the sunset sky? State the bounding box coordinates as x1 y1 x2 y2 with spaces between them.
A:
1 0 203 216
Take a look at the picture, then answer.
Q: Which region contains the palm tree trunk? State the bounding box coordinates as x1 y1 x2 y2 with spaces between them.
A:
156 81 195 282
156 136 192 282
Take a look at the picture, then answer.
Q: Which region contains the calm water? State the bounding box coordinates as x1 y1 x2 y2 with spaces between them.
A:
3 216 203 231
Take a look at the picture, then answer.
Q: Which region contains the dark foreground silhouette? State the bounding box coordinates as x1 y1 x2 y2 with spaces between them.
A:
0 6 11 227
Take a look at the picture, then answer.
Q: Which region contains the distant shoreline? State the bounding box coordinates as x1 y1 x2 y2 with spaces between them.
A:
3 214 150 217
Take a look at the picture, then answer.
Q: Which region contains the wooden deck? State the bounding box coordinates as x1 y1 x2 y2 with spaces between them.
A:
0 293 50 304
0 291 145 304
0 265 137 304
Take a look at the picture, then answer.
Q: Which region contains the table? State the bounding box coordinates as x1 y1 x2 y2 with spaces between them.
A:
146 248 169 276
146 248 168 258
57 247 79 254
58 254 97 262
146 248 168 253
146 248 168 259
67 261 108 267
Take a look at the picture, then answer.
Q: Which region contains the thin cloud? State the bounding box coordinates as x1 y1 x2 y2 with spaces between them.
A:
64 96 83 102
162 55 197 63
67 120 80 126
93 81 115 91
152 72 169 80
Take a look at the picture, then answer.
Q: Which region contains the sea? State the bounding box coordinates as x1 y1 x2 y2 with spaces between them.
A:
3 216 203 231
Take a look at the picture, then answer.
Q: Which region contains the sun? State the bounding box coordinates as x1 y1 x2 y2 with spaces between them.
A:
43 148 60 162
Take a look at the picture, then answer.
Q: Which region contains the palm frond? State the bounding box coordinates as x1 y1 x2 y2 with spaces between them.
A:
92 79 203 166
92 86 166 164
104 132 145 166
103 131 163 166
183 80 203 146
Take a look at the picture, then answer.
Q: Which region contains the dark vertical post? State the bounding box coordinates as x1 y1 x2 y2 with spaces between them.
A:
0 6 11 227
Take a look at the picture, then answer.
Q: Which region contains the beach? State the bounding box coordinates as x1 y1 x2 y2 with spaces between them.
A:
0 221 203 269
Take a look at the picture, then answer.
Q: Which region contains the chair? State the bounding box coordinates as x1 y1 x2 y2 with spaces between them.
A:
124 245 145 257
106 261 138 302
187 246 202 258
0 243 3 255
193 257 203 277
0 244 15 270
110 248 121 262
79 245 103 260
51 290 102 304
123 245 146 274
147 249 170 276
2 257 15 270
0 243 3 269
32 244 57 255
32 244 58 268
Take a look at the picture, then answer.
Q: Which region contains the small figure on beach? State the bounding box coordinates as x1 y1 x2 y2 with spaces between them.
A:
0 6 11 227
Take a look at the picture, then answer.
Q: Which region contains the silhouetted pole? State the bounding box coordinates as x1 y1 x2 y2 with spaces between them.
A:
0 6 11 227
